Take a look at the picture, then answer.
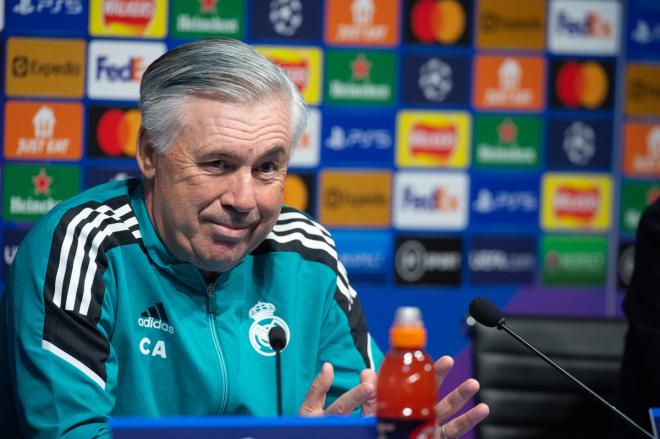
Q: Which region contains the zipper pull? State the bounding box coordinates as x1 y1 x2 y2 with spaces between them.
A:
206 284 216 316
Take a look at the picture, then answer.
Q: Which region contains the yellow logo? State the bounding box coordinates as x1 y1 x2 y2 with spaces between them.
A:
625 64 660 117
476 0 546 50
396 111 471 168
541 173 612 231
318 170 391 227
90 0 168 37
6 37 85 98
256 46 322 105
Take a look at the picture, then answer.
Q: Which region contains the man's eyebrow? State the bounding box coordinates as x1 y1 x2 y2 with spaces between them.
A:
258 145 288 159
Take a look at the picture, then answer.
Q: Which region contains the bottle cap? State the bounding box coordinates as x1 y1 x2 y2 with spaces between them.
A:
390 306 427 348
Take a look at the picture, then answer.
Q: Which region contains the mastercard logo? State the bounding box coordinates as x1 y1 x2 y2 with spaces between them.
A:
410 0 466 44
96 108 141 157
283 174 310 212
555 61 609 109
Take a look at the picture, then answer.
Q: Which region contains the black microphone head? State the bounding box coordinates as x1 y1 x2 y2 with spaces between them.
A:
268 325 287 351
469 297 504 328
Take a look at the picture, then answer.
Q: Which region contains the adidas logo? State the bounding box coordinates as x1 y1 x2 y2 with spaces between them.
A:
137 303 175 334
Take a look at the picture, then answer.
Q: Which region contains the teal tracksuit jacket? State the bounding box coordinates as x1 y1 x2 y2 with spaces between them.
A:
0 178 383 438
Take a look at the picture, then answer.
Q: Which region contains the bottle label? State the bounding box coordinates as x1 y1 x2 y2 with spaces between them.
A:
376 418 435 439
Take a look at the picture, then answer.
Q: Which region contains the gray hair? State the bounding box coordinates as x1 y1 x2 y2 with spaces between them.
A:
139 38 307 154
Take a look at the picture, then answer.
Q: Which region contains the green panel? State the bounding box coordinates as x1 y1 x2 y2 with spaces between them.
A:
170 0 245 39
473 114 541 169
324 50 396 105
4 164 80 222
541 235 608 286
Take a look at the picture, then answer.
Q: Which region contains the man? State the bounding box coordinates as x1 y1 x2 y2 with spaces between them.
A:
0 39 488 438
615 196 660 438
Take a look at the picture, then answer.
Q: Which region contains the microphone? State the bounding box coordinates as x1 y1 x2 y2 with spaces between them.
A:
268 325 286 416
468 297 653 439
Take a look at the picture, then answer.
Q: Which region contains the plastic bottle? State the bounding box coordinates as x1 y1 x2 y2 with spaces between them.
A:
377 307 437 439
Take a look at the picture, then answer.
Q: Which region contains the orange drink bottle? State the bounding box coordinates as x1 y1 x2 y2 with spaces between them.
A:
377 307 437 439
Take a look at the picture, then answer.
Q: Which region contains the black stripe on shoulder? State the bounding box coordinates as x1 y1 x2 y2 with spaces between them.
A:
42 194 141 383
334 288 371 369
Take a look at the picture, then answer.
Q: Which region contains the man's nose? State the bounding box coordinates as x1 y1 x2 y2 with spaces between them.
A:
221 170 257 213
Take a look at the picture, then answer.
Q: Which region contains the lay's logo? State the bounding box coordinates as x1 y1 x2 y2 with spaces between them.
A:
256 46 322 105
90 0 167 37
554 185 600 223
409 123 457 160
542 173 612 231
396 111 470 168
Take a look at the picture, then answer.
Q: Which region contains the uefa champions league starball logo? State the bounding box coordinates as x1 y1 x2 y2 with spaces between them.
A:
248 301 291 356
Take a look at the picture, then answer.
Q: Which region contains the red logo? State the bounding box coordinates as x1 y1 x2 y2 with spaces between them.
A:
103 0 155 26
555 61 609 109
554 185 599 222
351 54 372 80
497 118 518 144
96 108 142 157
32 168 53 195
273 59 309 92
409 123 457 159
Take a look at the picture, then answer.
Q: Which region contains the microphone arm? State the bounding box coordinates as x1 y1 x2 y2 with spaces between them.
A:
496 319 653 439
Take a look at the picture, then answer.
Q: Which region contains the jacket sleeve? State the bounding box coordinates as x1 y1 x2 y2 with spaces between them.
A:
318 258 384 406
2 220 117 438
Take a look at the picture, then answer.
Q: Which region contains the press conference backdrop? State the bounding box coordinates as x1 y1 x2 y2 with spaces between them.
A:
1 0 659 388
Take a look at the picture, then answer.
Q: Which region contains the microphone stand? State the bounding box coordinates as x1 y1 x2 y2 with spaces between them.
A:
275 347 282 416
496 319 653 439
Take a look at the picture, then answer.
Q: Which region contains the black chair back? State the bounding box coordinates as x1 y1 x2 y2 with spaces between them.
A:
471 316 627 439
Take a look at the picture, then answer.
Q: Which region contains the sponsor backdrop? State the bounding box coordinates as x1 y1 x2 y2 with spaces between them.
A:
1 0 659 428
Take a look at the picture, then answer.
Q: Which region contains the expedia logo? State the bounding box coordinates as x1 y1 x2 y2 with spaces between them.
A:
629 79 660 101
11 55 81 78
138 303 175 334
395 238 462 285
554 186 599 222
480 11 542 33
324 188 386 210
409 123 457 158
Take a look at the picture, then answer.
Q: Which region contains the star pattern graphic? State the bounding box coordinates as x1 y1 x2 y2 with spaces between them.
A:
32 168 53 196
350 53 371 81
497 118 518 145
200 0 218 14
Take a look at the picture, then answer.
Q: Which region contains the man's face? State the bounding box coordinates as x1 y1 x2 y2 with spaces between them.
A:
139 96 292 274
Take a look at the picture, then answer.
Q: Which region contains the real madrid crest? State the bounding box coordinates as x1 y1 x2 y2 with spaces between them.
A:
248 301 291 356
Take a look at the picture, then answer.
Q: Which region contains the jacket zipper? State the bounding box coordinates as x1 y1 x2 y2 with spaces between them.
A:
206 283 229 414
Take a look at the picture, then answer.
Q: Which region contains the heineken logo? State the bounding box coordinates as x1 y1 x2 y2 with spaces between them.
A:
474 115 540 168
3 164 79 221
554 186 599 222
325 50 395 104
409 123 457 158
172 0 243 37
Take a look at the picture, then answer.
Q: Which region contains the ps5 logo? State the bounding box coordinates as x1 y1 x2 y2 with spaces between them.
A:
325 126 392 151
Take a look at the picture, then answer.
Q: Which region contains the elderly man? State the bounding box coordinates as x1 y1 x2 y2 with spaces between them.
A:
0 39 488 438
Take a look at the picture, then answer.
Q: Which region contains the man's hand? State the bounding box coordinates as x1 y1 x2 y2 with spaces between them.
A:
434 356 490 438
298 363 377 416
299 357 489 438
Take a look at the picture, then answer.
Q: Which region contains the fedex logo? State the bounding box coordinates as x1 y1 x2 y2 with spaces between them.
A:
87 40 165 100
403 186 459 212
96 56 145 82
393 171 468 230
556 11 612 38
548 0 620 55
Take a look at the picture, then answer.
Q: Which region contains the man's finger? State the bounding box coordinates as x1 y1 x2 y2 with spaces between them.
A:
440 403 490 439
324 379 376 416
298 363 334 416
433 356 454 391
435 378 480 421
360 369 378 416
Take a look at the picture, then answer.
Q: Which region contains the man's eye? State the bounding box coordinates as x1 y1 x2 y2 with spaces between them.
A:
257 162 279 173
205 160 227 169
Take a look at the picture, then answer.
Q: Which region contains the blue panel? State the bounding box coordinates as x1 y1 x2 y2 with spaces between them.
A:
468 235 537 285
332 230 392 283
249 0 322 42
6 0 87 35
400 53 471 106
470 175 540 228
321 109 395 165
546 117 613 171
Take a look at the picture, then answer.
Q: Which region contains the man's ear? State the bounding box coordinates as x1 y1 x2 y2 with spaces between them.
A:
136 127 156 180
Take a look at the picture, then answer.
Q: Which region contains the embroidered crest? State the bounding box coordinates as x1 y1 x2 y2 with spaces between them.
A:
248 301 290 356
